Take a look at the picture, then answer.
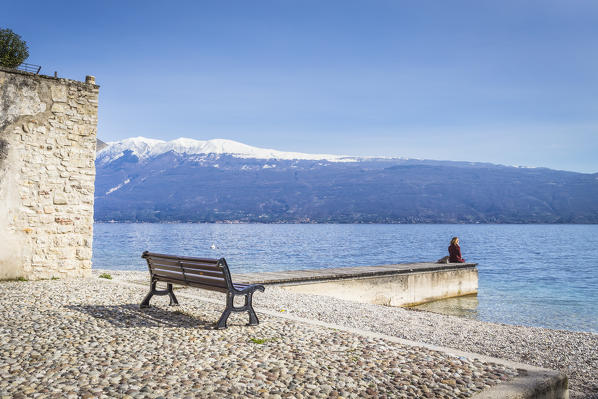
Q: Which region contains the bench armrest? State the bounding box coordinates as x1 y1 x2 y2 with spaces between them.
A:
233 284 265 295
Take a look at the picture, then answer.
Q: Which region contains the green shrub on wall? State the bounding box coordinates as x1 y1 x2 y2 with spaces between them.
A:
0 28 29 68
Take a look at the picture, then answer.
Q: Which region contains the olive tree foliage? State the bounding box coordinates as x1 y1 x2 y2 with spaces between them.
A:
0 28 29 68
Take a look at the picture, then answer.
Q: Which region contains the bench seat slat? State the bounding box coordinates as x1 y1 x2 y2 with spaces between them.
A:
181 269 224 279
147 262 182 273
153 269 185 281
153 268 226 284
149 262 225 278
149 258 222 272
184 274 228 288
179 262 222 272
185 281 229 293
143 252 219 264
153 277 230 293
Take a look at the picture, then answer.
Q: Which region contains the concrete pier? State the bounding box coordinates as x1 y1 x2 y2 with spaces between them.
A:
236 262 478 307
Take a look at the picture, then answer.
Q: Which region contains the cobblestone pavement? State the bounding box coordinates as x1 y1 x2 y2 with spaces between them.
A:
112 269 596 398
0 277 520 398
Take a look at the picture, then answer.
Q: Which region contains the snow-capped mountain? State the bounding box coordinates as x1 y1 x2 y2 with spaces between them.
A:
97 137 377 165
94 137 598 224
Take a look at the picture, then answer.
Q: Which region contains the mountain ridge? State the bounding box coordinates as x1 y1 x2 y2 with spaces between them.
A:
94 137 598 224
97 136 580 172
97 136 388 165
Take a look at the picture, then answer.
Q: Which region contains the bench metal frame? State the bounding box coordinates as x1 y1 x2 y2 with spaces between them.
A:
140 251 265 329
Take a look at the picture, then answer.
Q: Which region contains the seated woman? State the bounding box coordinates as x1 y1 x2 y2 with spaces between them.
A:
448 237 466 263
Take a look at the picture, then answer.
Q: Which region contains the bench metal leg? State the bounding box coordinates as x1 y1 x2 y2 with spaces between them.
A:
215 291 260 329
216 292 234 329
140 280 156 308
246 292 259 326
140 280 179 309
167 283 179 306
140 291 153 308
216 308 232 330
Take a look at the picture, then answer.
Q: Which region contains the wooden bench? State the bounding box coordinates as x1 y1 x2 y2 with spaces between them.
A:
140 251 265 329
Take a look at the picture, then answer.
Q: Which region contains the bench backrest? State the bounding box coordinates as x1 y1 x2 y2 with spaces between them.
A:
142 251 234 293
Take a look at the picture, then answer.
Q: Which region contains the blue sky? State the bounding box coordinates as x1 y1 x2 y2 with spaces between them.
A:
5 0 598 172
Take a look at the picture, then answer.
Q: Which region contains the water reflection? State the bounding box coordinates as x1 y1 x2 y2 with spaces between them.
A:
410 294 479 319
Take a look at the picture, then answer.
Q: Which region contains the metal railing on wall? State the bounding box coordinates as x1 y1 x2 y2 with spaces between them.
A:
16 63 42 74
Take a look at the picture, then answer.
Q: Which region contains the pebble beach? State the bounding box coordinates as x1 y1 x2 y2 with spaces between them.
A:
0 271 594 398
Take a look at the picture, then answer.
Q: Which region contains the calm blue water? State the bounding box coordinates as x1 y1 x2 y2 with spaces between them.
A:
92 223 598 333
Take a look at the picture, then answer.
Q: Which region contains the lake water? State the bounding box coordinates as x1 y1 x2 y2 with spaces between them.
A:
92 223 598 333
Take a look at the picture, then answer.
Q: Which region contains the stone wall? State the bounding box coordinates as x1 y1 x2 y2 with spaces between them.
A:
0 67 99 279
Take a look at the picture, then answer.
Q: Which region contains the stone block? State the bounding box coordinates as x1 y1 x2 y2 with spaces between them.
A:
55 217 73 225
32 255 46 264
39 215 54 224
51 85 67 102
53 192 68 205
76 248 92 260
58 248 76 260
61 260 76 270
57 225 74 234
51 103 68 113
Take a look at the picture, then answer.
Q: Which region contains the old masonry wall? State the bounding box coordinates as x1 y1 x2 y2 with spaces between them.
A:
0 67 99 279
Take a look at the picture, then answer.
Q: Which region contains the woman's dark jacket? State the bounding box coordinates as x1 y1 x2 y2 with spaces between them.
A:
448 244 465 263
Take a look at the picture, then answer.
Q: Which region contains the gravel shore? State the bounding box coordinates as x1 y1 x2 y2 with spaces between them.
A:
260 288 598 398
0 275 525 399
106 269 596 398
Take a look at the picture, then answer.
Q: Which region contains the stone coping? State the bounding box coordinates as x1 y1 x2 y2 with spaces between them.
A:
234 262 478 285
0 65 99 88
